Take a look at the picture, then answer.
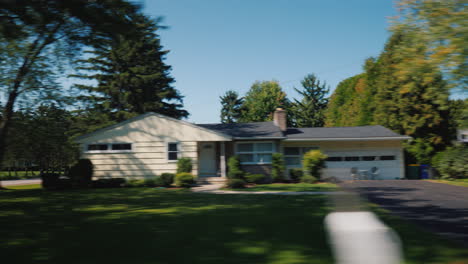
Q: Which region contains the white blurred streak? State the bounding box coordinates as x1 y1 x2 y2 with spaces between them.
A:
325 212 403 264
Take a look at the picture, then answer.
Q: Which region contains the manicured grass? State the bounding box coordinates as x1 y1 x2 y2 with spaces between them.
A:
241 183 339 192
5 184 42 190
426 179 468 187
1 186 467 264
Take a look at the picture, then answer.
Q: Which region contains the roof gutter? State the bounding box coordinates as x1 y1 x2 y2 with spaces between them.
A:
284 136 412 142
233 137 286 140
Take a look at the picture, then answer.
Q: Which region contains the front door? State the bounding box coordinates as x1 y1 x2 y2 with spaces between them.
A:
199 142 217 177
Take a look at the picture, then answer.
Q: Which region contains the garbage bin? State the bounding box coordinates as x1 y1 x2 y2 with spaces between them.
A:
420 164 430 179
406 164 420 179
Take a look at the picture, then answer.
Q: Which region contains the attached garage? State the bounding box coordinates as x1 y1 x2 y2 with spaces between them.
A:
283 126 410 180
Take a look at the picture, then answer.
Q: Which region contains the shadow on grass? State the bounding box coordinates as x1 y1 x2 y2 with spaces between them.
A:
0 188 333 264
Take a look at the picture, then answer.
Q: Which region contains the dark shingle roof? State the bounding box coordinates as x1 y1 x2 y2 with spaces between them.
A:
197 121 284 138
285 125 407 139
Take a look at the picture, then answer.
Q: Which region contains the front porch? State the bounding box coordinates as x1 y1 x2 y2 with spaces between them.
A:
196 141 228 183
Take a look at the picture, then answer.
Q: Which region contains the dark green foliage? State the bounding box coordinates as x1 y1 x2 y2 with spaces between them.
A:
175 173 195 188
289 168 303 182
41 173 72 190
239 81 289 122
3 105 79 170
125 179 146 188
69 159 93 188
160 173 175 187
325 30 452 163
92 178 126 188
0 0 141 169
271 153 286 182
176 158 192 173
73 14 188 123
220 90 243 123
245 173 266 184
302 150 327 179
300 175 318 184
432 145 468 179
226 179 246 189
144 177 165 187
227 156 244 179
290 74 329 127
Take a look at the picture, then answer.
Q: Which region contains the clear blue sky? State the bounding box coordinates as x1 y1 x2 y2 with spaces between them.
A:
142 0 397 124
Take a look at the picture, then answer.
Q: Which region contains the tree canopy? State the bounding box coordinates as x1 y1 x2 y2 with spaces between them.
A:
220 90 243 124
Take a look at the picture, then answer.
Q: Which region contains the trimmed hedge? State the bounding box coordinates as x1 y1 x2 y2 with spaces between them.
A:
92 178 126 188
226 178 246 189
302 150 327 179
227 156 244 179
271 153 286 182
175 173 195 188
177 158 192 173
160 173 175 186
245 173 266 184
300 175 318 184
289 168 303 182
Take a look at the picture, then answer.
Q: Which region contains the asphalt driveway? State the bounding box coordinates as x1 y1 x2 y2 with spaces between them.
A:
339 180 468 245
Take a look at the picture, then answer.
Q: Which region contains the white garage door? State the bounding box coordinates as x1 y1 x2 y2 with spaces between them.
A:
322 149 402 180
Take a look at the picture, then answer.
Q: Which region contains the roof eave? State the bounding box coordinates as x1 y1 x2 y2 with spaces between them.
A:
233 136 286 140
284 136 412 141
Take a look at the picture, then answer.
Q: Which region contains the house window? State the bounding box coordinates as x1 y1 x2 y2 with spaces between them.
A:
284 146 319 166
344 156 360 161
87 144 109 151
86 143 132 152
362 156 377 161
168 142 179 161
326 157 343 162
236 142 274 164
380 155 396 161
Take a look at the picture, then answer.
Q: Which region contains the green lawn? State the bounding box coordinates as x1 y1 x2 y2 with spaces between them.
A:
426 179 468 187
0 171 40 180
1 186 467 264
240 183 339 192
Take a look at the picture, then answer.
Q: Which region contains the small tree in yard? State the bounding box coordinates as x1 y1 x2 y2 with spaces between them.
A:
302 150 327 182
177 157 192 173
227 156 244 179
271 153 286 182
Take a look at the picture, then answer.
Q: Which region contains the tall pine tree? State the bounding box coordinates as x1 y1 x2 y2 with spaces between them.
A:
219 90 243 123
291 74 329 127
73 14 188 122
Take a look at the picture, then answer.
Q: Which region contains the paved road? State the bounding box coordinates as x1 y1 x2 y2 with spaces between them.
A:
0 179 41 186
339 180 468 245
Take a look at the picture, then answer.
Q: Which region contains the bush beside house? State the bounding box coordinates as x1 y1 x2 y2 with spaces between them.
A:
175 172 195 188
177 157 192 173
432 145 468 179
271 153 286 182
302 150 327 182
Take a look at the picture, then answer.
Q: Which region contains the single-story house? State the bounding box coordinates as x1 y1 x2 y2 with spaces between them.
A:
76 109 411 182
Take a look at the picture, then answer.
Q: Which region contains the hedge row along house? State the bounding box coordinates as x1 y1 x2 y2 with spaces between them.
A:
76 109 410 182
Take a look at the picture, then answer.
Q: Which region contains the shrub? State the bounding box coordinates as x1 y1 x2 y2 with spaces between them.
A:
289 168 303 182
92 178 126 188
69 159 93 188
245 173 266 184
144 177 165 187
300 175 318 184
175 172 195 188
302 150 327 179
41 173 72 190
271 153 286 182
227 156 244 179
125 179 146 188
160 173 175 186
226 178 246 189
177 157 193 173
432 145 468 179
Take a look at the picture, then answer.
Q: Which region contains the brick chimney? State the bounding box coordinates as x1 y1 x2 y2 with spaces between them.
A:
273 108 287 132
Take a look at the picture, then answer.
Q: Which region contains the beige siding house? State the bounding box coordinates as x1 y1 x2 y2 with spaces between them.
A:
76 109 411 182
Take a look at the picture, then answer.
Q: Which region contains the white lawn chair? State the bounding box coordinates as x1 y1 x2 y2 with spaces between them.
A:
350 167 359 180
370 167 380 180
